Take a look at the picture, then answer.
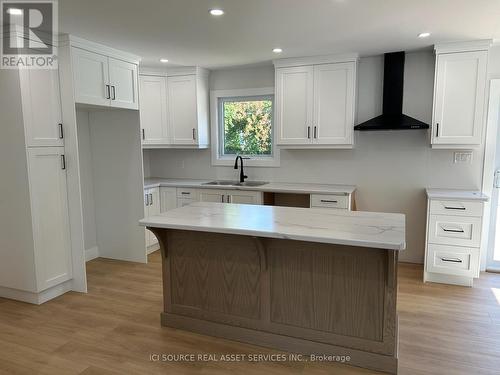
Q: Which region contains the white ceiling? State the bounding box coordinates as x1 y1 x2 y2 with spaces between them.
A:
59 0 500 69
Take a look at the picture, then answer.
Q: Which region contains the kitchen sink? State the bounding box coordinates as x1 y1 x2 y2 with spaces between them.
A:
203 180 269 187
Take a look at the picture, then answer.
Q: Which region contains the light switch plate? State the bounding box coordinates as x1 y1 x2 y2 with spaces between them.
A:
454 151 473 164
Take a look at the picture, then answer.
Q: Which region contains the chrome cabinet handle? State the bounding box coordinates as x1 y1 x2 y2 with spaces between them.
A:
227 195 231 203
320 199 337 203
435 123 439 137
313 126 317 139
149 193 153 206
440 257 462 263
61 155 66 170
58 123 64 139
181 192 190 195
105 85 111 99
111 85 116 100
221 195 224 203
307 126 311 139
444 206 466 210
145 194 149 206
142 129 145 140
192 128 196 140
442 227 465 233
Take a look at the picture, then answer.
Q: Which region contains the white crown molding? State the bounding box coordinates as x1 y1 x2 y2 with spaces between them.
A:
59 34 141 64
273 53 359 68
139 66 168 76
166 66 210 77
434 39 493 54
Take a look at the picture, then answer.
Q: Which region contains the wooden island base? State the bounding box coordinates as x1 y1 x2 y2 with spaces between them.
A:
150 228 399 374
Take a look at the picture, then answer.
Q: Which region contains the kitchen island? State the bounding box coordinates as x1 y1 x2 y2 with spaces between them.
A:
140 203 405 374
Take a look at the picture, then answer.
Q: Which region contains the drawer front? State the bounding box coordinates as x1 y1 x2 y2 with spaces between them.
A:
428 215 481 247
176 188 198 199
310 194 349 209
426 244 479 277
429 199 483 217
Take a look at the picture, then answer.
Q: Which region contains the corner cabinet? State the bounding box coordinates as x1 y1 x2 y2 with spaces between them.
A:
431 40 491 148
140 67 210 149
71 37 140 110
274 55 358 148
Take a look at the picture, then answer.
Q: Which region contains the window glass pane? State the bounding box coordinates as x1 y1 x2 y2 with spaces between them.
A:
221 97 273 156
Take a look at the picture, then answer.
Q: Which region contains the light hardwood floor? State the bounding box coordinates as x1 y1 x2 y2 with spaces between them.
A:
1 251 500 375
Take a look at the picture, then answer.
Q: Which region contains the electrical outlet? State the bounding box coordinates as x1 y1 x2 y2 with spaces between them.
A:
454 151 473 164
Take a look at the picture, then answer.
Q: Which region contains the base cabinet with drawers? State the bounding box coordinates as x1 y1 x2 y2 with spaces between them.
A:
424 189 488 287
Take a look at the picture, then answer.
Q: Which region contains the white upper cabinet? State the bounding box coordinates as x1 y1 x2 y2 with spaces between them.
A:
108 57 139 109
20 69 64 147
72 48 110 107
27 147 72 291
168 74 198 145
313 63 355 145
275 66 314 145
431 41 490 148
274 54 358 148
139 75 168 145
70 38 140 110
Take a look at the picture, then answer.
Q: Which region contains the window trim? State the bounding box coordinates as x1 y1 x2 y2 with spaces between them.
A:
210 87 280 167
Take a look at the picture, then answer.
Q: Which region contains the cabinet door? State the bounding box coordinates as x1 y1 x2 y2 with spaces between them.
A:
109 57 139 110
432 51 487 145
313 63 355 145
198 189 227 203
27 147 72 291
160 187 177 213
72 47 110 107
275 66 313 145
20 69 64 147
228 191 263 205
168 75 198 145
139 75 168 145
147 188 160 246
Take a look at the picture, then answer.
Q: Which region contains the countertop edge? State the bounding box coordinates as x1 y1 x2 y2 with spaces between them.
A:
143 179 357 195
139 219 405 251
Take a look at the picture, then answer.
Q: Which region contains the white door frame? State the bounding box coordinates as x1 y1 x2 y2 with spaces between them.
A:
481 79 500 270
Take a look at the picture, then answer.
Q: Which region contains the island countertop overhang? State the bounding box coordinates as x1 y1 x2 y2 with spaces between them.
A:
140 202 406 251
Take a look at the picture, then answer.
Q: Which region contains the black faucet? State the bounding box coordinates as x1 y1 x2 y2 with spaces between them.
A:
234 155 250 183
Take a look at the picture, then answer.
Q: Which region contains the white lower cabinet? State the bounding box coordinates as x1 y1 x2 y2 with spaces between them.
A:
144 187 160 248
28 147 73 291
198 189 263 205
160 187 177 213
424 191 485 287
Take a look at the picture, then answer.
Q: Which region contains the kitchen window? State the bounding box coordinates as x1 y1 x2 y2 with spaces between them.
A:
210 88 279 167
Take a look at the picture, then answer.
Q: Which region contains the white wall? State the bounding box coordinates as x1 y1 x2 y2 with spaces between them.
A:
76 110 98 254
147 51 488 263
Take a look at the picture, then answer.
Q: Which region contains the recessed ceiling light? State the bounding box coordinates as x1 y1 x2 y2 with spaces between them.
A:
209 9 224 16
272 48 283 53
159 58 169 63
7 8 23 15
418 32 431 38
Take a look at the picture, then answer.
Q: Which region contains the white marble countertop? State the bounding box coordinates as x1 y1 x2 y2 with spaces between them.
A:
139 202 405 250
144 178 356 195
426 188 489 202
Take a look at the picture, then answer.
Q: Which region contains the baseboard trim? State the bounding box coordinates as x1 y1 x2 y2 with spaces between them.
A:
147 243 160 255
85 246 99 262
0 280 73 305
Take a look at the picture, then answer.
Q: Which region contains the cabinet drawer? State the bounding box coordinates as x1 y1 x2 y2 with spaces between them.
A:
428 215 481 247
310 194 348 209
426 244 479 277
429 199 483 217
177 198 194 208
176 188 197 199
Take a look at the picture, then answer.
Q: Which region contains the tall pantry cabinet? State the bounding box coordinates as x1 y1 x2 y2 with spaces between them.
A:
0 67 86 304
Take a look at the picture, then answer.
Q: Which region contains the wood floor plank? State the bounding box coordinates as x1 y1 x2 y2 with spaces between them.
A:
1 254 499 374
